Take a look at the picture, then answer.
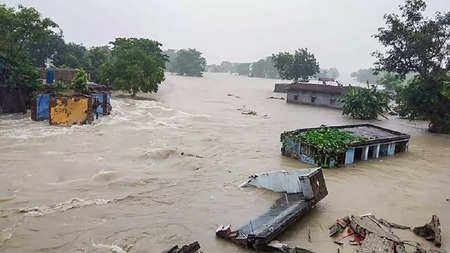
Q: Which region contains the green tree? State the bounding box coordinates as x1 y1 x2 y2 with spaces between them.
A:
54 42 87 69
272 48 320 82
376 72 405 92
250 57 279 79
71 68 88 93
85 46 111 83
373 0 450 133
101 38 167 96
172 48 206 77
350 68 377 84
0 4 60 88
164 49 177 73
340 84 391 120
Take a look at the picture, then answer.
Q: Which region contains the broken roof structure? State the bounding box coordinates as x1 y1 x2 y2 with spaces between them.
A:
281 124 410 167
217 168 327 252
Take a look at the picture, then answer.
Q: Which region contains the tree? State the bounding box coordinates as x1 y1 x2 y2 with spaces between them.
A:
376 72 406 92
54 42 87 69
317 68 340 79
250 57 279 79
85 46 111 83
0 4 60 88
100 38 167 96
234 63 250 76
172 49 206 77
340 84 392 120
373 0 450 133
272 48 320 82
164 49 177 73
350 68 377 84
71 68 88 93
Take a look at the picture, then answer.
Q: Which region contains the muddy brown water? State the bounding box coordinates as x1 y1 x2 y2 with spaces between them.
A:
0 73 449 253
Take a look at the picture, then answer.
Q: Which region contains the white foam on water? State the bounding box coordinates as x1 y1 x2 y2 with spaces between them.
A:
91 241 128 253
19 198 112 217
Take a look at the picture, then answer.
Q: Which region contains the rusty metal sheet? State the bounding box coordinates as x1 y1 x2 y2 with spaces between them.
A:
49 96 93 126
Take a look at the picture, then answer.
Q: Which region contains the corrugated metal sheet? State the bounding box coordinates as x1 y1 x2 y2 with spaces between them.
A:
49 96 93 126
240 168 320 194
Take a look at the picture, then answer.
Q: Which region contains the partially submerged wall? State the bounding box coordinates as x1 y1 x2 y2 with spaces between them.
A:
0 87 31 114
286 90 344 109
49 96 94 126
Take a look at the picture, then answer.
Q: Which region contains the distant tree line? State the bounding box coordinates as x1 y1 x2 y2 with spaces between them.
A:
165 48 206 77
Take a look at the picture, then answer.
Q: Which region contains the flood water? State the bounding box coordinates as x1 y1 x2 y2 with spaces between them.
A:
0 73 449 252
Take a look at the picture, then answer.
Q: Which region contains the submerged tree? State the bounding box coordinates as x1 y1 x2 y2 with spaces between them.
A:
100 38 167 96
172 48 206 77
340 84 391 120
272 48 319 82
373 0 450 133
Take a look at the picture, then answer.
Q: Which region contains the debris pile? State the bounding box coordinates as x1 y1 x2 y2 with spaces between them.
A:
162 242 201 253
216 168 327 252
329 214 444 253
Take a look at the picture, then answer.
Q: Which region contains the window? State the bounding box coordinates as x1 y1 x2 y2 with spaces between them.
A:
310 96 316 103
294 95 299 100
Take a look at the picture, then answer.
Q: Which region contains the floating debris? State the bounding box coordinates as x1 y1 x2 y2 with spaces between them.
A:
217 168 327 252
329 214 443 253
162 241 201 253
180 152 205 158
413 215 442 248
267 96 285 100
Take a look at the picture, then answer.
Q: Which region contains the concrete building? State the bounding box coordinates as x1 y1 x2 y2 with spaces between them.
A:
286 82 349 109
281 124 411 167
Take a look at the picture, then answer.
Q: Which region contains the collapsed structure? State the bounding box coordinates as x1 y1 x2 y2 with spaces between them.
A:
216 168 327 252
281 124 410 167
329 214 443 252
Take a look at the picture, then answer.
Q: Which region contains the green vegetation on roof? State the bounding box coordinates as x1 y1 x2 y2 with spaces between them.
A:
281 126 366 167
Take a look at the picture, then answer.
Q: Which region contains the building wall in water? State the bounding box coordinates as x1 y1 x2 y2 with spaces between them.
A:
49 96 93 126
286 91 343 109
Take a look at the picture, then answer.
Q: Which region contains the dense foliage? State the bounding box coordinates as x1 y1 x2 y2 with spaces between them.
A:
272 48 320 82
373 0 450 133
282 127 363 167
249 57 279 79
376 72 406 92
170 48 206 77
340 84 391 120
395 73 450 133
99 38 167 96
71 68 88 93
0 4 60 89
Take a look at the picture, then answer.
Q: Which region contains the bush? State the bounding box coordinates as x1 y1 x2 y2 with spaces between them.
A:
71 68 89 93
340 83 391 120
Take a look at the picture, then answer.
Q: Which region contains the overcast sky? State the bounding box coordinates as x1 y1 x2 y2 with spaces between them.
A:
3 0 450 82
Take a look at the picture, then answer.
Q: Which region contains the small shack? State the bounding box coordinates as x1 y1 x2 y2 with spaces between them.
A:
281 124 410 167
286 82 348 109
31 82 112 125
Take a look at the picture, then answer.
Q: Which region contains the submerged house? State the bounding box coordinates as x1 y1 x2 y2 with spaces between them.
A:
286 81 349 109
281 124 410 167
31 82 111 126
